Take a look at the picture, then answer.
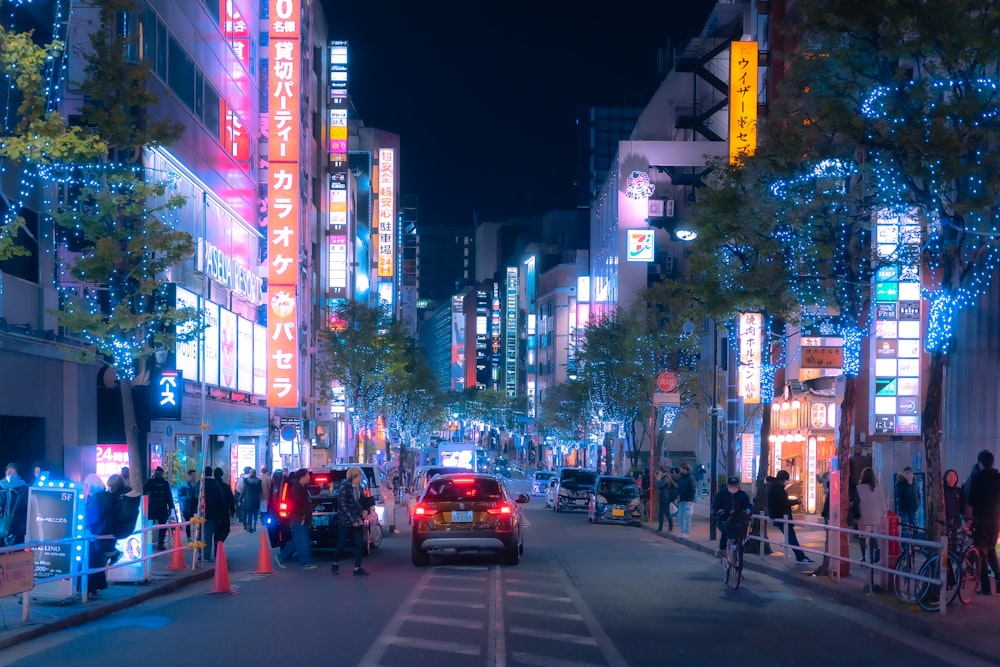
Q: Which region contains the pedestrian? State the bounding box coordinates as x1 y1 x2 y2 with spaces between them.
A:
177 470 199 539
894 466 920 536
693 464 706 496
82 473 113 595
655 467 678 532
234 466 251 525
856 467 886 563
214 467 235 548
240 469 263 533
711 476 752 554
767 470 812 563
274 469 316 570
967 450 1000 595
383 472 398 534
142 466 173 549
943 468 966 535
331 466 370 576
201 466 224 561
676 463 696 536
0 462 30 546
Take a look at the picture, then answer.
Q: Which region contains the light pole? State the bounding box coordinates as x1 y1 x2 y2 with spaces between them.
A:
709 318 719 542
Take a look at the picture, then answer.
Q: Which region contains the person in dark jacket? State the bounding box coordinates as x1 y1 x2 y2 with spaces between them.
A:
82 474 113 595
177 470 199 539
894 467 920 536
201 466 224 561
968 450 1000 595
213 467 236 550
655 467 678 532
331 466 370 576
712 477 752 552
275 469 315 569
239 469 263 533
676 464 696 536
943 468 966 534
0 462 30 546
767 470 812 563
142 466 173 549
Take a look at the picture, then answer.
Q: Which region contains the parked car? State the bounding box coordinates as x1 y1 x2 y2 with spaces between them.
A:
265 467 383 555
407 465 469 524
553 468 597 512
588 475 642 526
532 470 557 495
325 464 391 526
411 473 529 566
544 477 559 508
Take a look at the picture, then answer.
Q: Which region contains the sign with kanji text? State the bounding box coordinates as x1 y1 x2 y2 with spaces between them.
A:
377 148 395 277
800 346 844 369
152 370 182 420
738 312 762 404
267 289 298 407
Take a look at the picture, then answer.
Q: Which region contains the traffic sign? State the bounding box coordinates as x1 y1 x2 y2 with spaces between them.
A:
656 372 678 392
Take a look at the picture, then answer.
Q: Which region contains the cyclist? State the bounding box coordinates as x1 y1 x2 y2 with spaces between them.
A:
712 476 753 554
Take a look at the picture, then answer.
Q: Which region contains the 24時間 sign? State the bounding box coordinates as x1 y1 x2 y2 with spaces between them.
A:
267 0 300 407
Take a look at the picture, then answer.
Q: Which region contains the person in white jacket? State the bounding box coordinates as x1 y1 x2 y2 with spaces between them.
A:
857 467 886 562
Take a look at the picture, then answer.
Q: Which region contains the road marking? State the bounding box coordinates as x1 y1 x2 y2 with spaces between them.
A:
506 590 572 602
405 614 484 629
550 558 630 667
384 635 481 656
509 626 598 646
506 606 583 621
357 568 436 667
510 652 608 667
413 598 487 609
504 577 564 588
424 584 483 593
491 566 506 667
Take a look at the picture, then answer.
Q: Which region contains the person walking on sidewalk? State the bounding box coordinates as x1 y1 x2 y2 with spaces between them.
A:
240 469 263 533
178 470 199 539
142 466 173 550
275 469 316 570
331 466 370 576
201 466 224 562
967 450 1000 595
655 468 678 532
676 464 696 536
767 470 812 563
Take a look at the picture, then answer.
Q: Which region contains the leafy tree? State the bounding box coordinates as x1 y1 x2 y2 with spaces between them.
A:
537 381 590 444
380 342 445 462
2 0 193 483
316 300 407 462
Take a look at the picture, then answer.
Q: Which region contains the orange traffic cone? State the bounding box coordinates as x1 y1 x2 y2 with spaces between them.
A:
167 525 186 570
255 529 274 575
208 541 236 595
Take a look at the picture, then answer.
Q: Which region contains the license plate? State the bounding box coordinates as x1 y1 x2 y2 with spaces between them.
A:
612 509 625 517
451 510 473 522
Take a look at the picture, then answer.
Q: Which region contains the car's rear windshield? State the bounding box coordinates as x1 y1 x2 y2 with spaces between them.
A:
560 469 596 489
425 476 503 502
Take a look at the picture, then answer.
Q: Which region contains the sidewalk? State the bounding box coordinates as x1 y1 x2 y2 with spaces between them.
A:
645 498 1000 665
0 526 261 651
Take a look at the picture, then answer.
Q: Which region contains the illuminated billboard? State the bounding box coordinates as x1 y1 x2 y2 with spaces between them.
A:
202 300 220 387
237 316 254 393
738 312 762 404
329 40 348 101
729 41 758 163
870 210 922 436
505 268 518 397
219 307 238 390
328 234 348 291
349 152 373 303
626 230 654 262
267 0 301 407
174 286 200 381
253 323 267 396
377 148 395 277
451 296 465 391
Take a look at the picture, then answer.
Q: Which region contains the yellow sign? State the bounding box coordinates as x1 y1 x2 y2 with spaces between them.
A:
0 549 34 597
729 41 758 163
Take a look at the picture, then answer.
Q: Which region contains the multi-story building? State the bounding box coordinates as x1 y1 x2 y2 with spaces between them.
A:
416 223 474 304
574 104 645 210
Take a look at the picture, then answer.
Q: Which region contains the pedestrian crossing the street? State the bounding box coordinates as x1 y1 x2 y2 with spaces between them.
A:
357 564 627 667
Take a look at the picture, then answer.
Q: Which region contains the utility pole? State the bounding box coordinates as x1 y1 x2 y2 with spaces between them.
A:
709 318 719 542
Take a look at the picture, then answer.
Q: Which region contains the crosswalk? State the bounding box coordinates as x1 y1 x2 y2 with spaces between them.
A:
358 564 628 667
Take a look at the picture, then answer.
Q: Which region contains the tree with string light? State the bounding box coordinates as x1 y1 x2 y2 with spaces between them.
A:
2 0 196 484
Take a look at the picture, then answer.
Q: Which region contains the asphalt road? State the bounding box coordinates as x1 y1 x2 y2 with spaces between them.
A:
0 478 990 667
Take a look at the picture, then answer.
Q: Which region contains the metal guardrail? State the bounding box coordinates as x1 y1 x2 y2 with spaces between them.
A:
0 519 201 622
750 513 949 615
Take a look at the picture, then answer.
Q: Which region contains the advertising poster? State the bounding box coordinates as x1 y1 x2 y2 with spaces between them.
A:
203 301 220 386
451 296 465 391
26 487 81 600
174 286 200 381
107 502 146 583
348 151 372 303
95 444 129 483
253 323 267 396
237 316 254 393
219 308 238 390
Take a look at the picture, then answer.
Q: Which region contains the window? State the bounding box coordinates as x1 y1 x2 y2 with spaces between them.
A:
167 35 195 109
203 85 220 136
426 477 502 502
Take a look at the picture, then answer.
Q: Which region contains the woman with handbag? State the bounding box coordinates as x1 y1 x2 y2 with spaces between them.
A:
857 467 886 563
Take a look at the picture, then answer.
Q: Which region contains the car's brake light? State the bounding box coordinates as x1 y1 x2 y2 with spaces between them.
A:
278 501 289 518
452 477 475 484
487 504 513 515
414 505 438 517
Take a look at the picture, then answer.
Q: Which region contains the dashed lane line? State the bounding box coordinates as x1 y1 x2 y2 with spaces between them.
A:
490 565 506 667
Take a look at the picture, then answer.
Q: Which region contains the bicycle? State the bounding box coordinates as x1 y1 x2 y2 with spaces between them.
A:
719 515 750 591
892 524 936 605
914 522 980 611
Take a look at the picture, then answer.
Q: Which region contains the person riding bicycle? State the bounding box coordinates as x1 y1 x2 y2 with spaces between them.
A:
712 476 753 553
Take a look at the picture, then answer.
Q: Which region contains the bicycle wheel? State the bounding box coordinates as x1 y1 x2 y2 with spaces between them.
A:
958 547 981 605
732 541 744 591
893 551 917 604
721 544 731 584
915 555 941 612
725 541 741 590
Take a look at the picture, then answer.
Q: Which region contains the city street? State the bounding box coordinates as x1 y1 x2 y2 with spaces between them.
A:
0 479 989 667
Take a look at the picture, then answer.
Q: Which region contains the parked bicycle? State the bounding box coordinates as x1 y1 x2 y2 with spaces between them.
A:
914 521 980 611
892 523 936 605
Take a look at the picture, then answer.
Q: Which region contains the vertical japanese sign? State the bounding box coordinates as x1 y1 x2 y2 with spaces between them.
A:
738 312 762 404
870 210 922 436
377 148 395 277
728 41 758 163
267 0 300 407
505 267 519 397
221 0 251 165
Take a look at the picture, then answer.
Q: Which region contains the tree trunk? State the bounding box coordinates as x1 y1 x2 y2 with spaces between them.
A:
922 350 947 543
835 375 858 577
120 377 145 494
747 406 772 555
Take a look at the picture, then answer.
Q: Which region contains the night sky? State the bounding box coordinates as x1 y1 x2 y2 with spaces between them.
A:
327 0 714 224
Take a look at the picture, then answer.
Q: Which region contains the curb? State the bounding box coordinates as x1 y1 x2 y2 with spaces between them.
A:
0 567 214 652
641 524 999 666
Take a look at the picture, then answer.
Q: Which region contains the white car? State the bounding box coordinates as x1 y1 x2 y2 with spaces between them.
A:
544 478 559 508
531 470 557 495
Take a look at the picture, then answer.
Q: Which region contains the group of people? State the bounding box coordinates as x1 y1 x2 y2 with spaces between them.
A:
653 463 698 535
273 466 371 576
